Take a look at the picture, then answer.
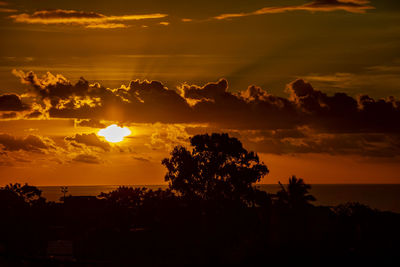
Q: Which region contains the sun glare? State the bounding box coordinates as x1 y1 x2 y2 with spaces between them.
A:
98 124 131 143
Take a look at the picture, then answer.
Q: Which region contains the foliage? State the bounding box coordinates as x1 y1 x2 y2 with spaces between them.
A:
333 202 375 217
162 133 269 205
277 175 316 208
98 186 176 208
0 183 45 206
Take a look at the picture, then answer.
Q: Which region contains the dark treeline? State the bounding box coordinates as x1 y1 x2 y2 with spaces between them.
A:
1 133 400 266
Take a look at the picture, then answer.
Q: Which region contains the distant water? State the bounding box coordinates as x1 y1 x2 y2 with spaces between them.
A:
39 184 400 213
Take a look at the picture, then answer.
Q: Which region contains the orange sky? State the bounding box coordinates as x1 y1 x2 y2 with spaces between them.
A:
0 0 400 185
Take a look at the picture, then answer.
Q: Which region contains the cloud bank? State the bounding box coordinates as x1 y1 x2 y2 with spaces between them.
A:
5 70 400 157
12 70 399 133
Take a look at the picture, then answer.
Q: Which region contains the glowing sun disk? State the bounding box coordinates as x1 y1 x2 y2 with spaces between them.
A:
98 124 131 143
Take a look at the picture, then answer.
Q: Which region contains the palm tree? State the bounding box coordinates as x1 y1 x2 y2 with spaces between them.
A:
277 176 316 208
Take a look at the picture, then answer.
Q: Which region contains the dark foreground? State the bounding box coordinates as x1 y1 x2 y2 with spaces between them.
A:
1 184 400 266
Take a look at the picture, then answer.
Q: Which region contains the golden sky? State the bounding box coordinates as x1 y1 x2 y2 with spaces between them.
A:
0 0 400 185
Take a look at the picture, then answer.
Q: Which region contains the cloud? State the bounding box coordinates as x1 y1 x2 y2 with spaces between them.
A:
214 0 374 20
0 134 55 153
146 123 191 151
180 79 301 129
0 94 28 111
9 70 400 157
234 129 400 157
76 119 106 128
9 9 168 28
286 79 400 133
0 1 16 13
13 70 193 123
131 156 151 162
0 7 16 12
1 112 17 119
303 64 400 96
25 111 42 119
4 69 400 159
85 23 128 29
72 153 101 164
0 131 111 166
12 70 400 135
65 133 111 151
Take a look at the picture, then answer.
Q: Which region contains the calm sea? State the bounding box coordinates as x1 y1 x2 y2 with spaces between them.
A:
38 184 400 213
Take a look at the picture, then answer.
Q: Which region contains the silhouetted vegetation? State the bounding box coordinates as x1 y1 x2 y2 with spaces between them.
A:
162 133 269 206
0 134 399 266
277 175 316 208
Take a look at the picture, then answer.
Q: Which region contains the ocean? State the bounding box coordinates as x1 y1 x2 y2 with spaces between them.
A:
38 184 400 213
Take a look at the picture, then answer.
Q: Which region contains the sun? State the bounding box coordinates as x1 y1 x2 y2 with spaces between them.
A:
98 124 131 143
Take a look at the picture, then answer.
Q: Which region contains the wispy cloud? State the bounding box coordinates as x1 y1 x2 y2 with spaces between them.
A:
0 1 17 13
214 0 374 20
9 9 168 28
85 23 128 29
302 63 400 94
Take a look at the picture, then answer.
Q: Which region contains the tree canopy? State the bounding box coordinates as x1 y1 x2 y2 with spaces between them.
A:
162 133 269 205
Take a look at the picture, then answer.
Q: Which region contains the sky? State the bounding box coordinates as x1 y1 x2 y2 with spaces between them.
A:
0 0 399 185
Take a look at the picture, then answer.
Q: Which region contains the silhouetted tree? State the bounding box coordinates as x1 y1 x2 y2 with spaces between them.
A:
98 186 148 208
277 176 316 208
1 183 45 206
162 133 269 206
98 186 176 209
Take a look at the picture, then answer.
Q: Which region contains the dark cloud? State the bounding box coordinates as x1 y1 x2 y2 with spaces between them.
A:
14 71 192 123
188 128 400 157
8 70 400 157
76 119 106 128
0 134 54 153
1 112 17 119
255 132 399 157
182 80 299 129
131 156 151 162
12 70 95 99
65 133 110 151
182 78 228 100
286 79 400 133
25 111 42 119
0 94 28 111
72 154 101 164
12 70 400 134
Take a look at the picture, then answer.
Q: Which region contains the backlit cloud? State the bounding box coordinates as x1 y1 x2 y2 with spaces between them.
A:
214 0 374 20
6 70 400 157
65 133 111 152
12 70 400 134
0 134 55 153
9 9 168 28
